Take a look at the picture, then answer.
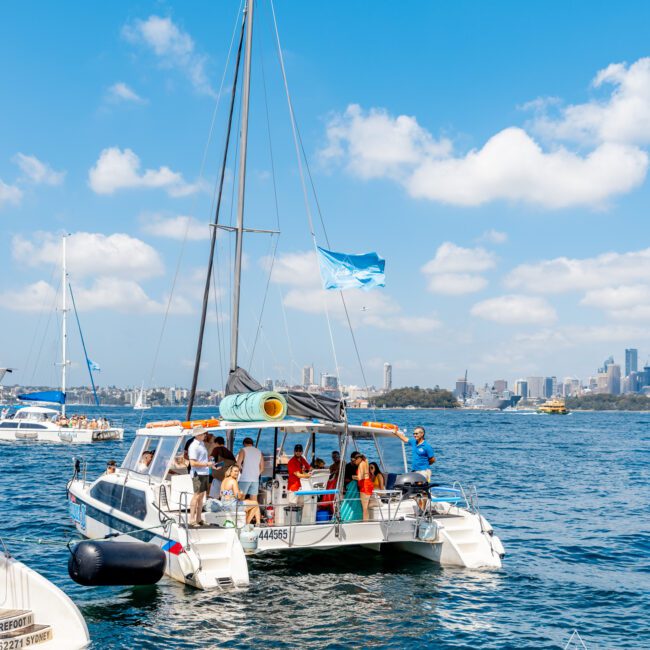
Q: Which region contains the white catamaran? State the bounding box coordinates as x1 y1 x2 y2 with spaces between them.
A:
0 236 123 443
67 0 504 589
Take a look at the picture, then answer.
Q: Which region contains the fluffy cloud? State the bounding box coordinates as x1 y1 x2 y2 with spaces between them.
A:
0 180 22 208
0 278 191 315
122 15 215 97
13 153 65 185
266 250 440 333
532 57 650 146
322 95 648 208
478 229 508 244
0 281 57 311
580 285 650 321
107 82 146 104
88 147 200 197
140 214 210 240
13 232 164 279
506 247 650 294
470 294 557 325
421 242 496 295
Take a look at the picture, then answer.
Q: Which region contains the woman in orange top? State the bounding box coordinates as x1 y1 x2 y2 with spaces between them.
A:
354 454 373 521
369 462 385 490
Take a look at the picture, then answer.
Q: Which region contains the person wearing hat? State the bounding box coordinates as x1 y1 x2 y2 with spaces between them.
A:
105 460 117 475
188 427 215 526
287 444 311 506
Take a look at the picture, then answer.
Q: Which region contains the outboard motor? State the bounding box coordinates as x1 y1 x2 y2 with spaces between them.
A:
68 541 166 586
393 472 431 498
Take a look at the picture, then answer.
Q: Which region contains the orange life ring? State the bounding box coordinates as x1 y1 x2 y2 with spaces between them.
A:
361 421 399 432
145 420 182 429
180 418 221 430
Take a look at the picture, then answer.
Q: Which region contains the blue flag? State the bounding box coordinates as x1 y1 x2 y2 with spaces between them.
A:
88 360 101 372
317 247 386 291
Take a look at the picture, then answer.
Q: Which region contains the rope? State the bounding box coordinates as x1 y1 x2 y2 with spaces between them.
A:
146 0 244 407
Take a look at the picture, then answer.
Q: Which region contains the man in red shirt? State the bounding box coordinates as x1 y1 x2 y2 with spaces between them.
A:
287 444 311 505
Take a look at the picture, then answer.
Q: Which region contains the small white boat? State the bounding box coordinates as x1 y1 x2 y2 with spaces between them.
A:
0 541 89 649
0 237 123 444
0 406 122 443
133 385 151 411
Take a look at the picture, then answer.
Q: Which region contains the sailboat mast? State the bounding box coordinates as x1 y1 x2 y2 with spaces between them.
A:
61 235 68 416
230 0 255 373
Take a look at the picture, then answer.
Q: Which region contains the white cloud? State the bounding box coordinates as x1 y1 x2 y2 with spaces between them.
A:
421 242 496 295
580 284 650 310
107 82 146 104
478 229 508 244
140 214 210 240
422 242 496 274
122 15 215 97
425 273 487 295
506 247 650 294
0 180 22 208
323 103 648 209
13 232 164 280
266 250 440 333
532 57 650 146
471 294 557 325
88 147 200 197
13 154 65 186
0 281 57 311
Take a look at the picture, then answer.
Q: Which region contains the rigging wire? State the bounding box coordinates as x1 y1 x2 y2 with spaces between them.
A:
248 23 283 370
145 1 243 403
270 0 373 406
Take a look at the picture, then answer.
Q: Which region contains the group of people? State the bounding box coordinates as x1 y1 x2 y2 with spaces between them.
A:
187 429 263 527
181 423 437 528
56 414 110 430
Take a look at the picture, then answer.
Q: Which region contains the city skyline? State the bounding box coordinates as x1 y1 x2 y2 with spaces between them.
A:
3 3 650 390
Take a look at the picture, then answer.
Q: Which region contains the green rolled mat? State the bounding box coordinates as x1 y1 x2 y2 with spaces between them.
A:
219 391 287 422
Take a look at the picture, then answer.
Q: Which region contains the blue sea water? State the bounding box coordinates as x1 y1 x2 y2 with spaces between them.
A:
1 407 648 649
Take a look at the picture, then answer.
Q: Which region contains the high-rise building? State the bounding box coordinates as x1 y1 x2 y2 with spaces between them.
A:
514 379 528 399
526 376 545 399
493 379 507 393
607 364 621 395
455 378 469 399
321 374 338 390
625 349 638 377
383 363 393 392
302 365 314 387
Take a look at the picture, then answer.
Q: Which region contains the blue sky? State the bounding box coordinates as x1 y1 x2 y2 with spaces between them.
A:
3 1 650 391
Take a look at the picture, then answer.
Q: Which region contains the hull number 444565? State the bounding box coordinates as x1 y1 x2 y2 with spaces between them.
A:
258 528 288 541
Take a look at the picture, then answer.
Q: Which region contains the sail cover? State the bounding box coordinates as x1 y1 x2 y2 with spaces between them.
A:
225 367 345 423
17 390 65 405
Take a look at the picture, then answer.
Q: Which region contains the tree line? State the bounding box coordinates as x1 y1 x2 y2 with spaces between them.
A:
566 393 650 411
373 386 460 408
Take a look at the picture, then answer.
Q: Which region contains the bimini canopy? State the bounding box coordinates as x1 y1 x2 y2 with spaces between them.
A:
226 367 345 423
17 390 65 405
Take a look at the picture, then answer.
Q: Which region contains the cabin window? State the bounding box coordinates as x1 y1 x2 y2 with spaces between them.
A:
18 423 47 430
119 486 147 520
90 481 147 520
0 422 17 428
149 436 179 478
90 480 124 509
122 436 148 471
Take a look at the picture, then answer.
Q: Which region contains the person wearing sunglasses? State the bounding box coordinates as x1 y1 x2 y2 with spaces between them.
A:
394 426 436 482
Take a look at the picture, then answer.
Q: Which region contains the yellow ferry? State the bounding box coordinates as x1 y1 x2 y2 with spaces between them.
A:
537 398 569 415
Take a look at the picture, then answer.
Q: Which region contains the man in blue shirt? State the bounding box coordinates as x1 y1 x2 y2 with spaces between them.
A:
394 426 436 481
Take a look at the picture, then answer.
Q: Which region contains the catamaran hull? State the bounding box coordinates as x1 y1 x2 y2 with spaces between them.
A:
0 426 123 443
68 479 502 591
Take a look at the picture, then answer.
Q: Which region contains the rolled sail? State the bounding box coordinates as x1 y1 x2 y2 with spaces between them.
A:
219 391 287 422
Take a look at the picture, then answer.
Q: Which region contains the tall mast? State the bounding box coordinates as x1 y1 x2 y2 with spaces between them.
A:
230 0 254 373
61 235 68 416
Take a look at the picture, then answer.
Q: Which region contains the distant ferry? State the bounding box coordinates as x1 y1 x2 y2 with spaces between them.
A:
537 398 569 415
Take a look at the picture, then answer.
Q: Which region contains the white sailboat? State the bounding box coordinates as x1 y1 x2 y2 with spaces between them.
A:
133 384 151 410
0 236 123 443
67 0 504 589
